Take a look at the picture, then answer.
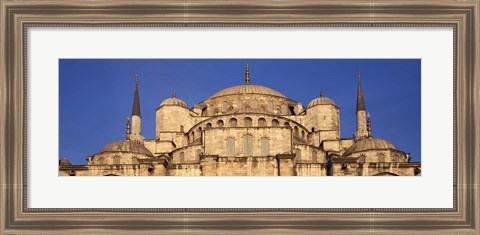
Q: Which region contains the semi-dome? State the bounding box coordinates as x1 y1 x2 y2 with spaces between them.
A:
160 97 188 109
209 84 287 99
343 137 397 156
100 140 154 157
59 158 71 166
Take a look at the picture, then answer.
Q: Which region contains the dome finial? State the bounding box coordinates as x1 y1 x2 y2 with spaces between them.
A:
320 89 324 98
126 117 131 140
245 64 250 85
367 112 372 137
172 90 176 98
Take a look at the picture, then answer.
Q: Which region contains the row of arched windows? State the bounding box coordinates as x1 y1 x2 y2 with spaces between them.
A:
95 156 138 165
201 100 294 116
185 117 309 144
226 135 270 156
205 117 286 128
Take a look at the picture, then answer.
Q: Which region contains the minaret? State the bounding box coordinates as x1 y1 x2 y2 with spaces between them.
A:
354 69 368 141
245 64 250 85
367 112 372 137
130 73 144 143
126 117 131 140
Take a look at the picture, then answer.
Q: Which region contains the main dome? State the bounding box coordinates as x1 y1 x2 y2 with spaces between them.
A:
343 138 397 156
209 84 287 99
100 140 154 157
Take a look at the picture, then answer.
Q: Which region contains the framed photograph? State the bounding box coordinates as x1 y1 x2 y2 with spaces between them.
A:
1 0 478 234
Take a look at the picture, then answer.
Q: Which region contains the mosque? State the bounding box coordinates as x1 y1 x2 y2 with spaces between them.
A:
59 65 421 176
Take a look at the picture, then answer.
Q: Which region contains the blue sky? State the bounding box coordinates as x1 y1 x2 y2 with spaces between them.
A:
59 59 421 164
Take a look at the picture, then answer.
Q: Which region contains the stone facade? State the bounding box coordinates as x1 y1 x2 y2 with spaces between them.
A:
59 65 421 176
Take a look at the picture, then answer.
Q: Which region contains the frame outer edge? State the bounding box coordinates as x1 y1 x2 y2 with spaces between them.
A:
0 0 6 232
1 0 479 234
473 0 479 233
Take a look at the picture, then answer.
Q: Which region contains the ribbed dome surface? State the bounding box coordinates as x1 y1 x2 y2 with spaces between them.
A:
159 97 188 109
343 138 397 156
308 97 336 108
100 140 154 157
209 85 286 99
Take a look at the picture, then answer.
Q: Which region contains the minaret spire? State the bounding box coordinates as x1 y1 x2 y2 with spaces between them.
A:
245 64 250 85
132 73 141 117
354 68 368 141
130 73 144 143
356 69 366 113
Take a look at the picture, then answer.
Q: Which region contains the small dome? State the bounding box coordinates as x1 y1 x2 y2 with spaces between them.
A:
209 85 286 99
343 138 397 156
159 97 188 109
100 140 154 157
59 158 71 166
308 97 336 108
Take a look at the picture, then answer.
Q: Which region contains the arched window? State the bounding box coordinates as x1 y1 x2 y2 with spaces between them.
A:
229 118 237 127
301 130 305 140
191 132 195 142
179 152 185 163
217 120 224 127
226 138 235 156
294 126 299 136
377 152 386 162
284 122 291 128
197 127 202 136
243 135 253 156
294 149 301 161
206 123 212 129
208 105 214 116
252 99 259 109
201 107 208 116
258 118 267 127
222 101 228 113
237 100 243 109
180 125 184 132
244 117 252 127
260 138 269 156
113 156 120 165
281 104 288 115
272 119 279 127
267 101 273 112
289 106 295 115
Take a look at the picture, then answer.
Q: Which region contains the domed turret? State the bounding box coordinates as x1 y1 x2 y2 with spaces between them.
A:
159 90 189 109
308 90 336 107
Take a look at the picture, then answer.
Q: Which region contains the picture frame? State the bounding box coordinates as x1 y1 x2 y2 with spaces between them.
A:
1 0 478 233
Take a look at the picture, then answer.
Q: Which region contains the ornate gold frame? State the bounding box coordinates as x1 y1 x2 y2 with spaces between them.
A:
1 0 478 233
